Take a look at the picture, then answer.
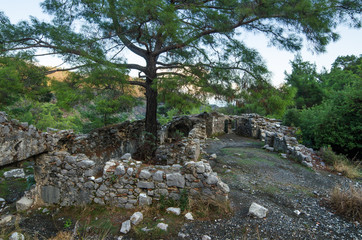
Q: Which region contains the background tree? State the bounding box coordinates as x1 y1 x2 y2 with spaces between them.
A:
285 56 325 109
1 0 360 161
283 55 362 159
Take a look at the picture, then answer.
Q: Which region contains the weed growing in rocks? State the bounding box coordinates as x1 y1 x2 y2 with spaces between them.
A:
330 184 362 222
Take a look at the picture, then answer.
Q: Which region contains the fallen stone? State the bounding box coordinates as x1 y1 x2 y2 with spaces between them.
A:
210 153 217 159
120 220 131 234
4 169 25 178
157 222 168 231
121 153 132 161
202 235 211 240
248 202 268 218
0 215 12 225
9 232 25 240
16 196 33 211
130 212 143 225
166 207 181 215
185 212 194 220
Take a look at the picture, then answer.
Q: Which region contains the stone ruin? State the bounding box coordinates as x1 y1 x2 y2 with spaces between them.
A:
0 111 321 209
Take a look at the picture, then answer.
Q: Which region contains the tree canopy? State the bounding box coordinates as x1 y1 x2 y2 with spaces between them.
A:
1 0 361 161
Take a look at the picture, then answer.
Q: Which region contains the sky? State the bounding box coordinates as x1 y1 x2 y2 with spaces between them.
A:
1 0 361 86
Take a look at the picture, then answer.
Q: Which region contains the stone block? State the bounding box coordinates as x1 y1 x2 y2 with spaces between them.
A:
248 202 268 218
137 181 155 189
41 185 60 204
16 196 33 211
153 170 164 182
166 173 185 188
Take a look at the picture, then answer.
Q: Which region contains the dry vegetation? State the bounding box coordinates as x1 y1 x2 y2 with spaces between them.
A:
319 146 362 179
330 184 362 223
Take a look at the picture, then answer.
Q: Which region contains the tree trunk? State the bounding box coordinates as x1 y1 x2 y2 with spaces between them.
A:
143 80 158 160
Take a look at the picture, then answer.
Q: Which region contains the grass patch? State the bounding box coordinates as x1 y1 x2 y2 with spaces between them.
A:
330 184 362 223
221 148 277 167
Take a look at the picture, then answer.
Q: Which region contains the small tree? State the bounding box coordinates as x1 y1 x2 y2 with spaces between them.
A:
1 0 360 161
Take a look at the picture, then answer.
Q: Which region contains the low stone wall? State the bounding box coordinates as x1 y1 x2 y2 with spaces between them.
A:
233 114 320 168
34 152 229 207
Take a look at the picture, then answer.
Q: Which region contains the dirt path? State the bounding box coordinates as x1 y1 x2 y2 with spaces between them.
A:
178 134 361 240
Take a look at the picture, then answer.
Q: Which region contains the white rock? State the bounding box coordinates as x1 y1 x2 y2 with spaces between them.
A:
121 153 132 161
130 212 143 225
9 232 25 240
185 212 194 220
157 223 168 231
210 153 217 159
294 210 301 216
202 235 211 240
0 215 12 225
166 207 181 215
4 169 25 178
16 196 33 211
248 202 268 218
120 220 131 234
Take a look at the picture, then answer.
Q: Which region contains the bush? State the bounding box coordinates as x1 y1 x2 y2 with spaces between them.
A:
297 81 361 159
330 184 362 222
282 108 301 127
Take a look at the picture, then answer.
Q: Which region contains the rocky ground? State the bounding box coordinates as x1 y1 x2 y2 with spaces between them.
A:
1 133 361 240
177 134 361 240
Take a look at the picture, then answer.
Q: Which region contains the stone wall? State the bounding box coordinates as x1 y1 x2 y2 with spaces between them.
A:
58 120 144 166
34 151 229 207
0 112 70 167
233 114 320 168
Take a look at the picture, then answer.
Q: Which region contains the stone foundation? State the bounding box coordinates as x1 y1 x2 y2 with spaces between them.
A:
34 152 229 207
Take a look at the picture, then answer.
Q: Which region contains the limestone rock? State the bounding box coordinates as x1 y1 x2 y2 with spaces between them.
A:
121 153 132 161
120 220 131 234
9 232 25 240
138 193 152 206
157 223 168 231
139 170 151 179
153 170 164 182
16 196 33 211
166 207 181 215
202 235 211 240
166 173 185 188
185 212 194 220
248 202 268 218
210 153 217 159
0 215 12 225
4 169 25 179
130 212 143 225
